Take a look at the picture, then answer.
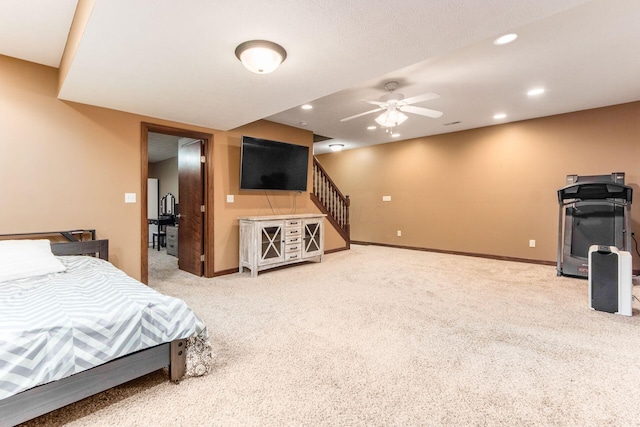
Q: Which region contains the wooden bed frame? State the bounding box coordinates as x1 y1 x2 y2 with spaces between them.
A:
0 231 187 427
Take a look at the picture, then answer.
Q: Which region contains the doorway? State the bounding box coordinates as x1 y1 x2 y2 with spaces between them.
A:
141 123 214 284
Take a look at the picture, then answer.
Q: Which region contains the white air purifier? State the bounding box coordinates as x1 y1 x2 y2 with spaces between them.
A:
588 245 632 316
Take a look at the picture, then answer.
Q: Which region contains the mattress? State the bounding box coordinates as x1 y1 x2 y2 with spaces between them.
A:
0 255 208 400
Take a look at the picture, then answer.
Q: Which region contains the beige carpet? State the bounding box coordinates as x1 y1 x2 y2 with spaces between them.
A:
24 245 640 426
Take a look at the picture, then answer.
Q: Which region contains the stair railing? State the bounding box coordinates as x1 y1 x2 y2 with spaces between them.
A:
311 157 350 246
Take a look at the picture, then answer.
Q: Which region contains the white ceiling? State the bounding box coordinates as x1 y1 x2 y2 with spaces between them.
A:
2 0 639 155
147 133 179 163
0 0 77 67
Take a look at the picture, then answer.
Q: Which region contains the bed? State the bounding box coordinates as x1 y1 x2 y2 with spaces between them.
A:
0 230 211 426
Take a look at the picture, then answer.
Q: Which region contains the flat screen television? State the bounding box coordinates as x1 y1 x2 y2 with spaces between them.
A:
240 136 309 192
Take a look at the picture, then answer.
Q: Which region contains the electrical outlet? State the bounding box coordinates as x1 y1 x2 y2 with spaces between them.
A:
382 196 392 202
529 239 536 248
397 230 402 237
226 194 234 203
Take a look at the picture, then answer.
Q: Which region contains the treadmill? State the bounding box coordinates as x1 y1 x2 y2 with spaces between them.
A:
557 173 632 278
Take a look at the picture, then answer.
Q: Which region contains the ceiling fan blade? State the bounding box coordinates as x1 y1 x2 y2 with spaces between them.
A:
402 92 440 105
340 108 383 122
399 105 443 118
366 100 387 106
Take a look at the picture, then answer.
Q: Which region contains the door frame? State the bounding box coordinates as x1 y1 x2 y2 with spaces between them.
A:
140 122 214 283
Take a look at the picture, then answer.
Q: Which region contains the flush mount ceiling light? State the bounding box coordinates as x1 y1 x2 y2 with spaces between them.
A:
301 104 313 110
235 40 287 74
329 144 344 152
493 113 507 119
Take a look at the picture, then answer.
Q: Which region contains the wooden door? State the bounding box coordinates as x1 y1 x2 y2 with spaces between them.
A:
178 139 204 276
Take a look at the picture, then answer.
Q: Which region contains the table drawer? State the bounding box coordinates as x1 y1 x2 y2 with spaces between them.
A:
285 227 301 237
286 243 301 253
285 236 301 244
166 240 178 257
166 226 178 256
286 219 302 227
285 251 301 261
166 226 178 240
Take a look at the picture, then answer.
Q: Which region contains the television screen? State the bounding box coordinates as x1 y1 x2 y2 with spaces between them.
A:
240 136 309 191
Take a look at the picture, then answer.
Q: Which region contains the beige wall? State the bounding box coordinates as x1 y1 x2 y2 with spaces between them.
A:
317 102 640 268
149 157 179 203
1 54 143 275
1 55 343 280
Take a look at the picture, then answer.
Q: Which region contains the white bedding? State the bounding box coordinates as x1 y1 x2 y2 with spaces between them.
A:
0 255 207 400
0 239 66 282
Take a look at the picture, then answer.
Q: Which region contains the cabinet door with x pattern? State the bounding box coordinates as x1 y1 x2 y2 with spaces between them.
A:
302 219 324 258
259 220 285 266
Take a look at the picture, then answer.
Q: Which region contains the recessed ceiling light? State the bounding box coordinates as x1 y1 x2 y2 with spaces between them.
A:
329 144 344 152
301 104 313 110
367 126 376 130
494 33 518 45
391 133 400 138
299 121 308 126
493 113 507 119
527 88 545 96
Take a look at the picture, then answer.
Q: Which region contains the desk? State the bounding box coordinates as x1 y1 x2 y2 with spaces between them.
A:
148 216 175 250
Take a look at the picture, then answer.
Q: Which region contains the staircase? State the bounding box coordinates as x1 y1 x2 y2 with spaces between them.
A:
311 157 350 248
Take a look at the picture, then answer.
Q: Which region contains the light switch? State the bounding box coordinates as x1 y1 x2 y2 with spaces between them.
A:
227 194 234 203
124 193 137 203
382 195 391 202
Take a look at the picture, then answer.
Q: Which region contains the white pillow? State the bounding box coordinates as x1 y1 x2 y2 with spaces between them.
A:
0 239 67 283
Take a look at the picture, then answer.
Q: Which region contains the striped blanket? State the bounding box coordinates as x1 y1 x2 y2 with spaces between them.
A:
0 255 207 400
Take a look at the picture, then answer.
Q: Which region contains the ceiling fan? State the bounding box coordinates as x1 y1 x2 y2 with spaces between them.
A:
340 81 443 131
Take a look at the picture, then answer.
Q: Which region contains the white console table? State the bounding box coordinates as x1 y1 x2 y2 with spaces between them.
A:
239 213 325 277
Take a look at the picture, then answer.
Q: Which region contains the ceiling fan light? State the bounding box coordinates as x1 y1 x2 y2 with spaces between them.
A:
235 40 287 74
375 110 408 128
